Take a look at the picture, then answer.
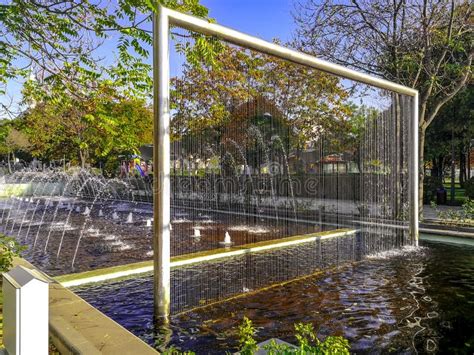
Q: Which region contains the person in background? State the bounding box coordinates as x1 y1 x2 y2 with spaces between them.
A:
129 159 135 176
119 161 128 178
141 161 148 177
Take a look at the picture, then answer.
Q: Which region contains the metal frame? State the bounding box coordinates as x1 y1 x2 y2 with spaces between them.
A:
153 6 171 324
153 5 419 321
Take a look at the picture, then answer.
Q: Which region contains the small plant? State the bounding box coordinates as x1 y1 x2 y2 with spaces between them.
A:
429 199 473 225
462 199 474 220
238 316 258 354
0 235 25 273
238 318 350 354
161 348 195 355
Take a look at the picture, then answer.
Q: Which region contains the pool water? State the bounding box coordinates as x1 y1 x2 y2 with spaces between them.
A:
2 199 321 276
74 237 474 354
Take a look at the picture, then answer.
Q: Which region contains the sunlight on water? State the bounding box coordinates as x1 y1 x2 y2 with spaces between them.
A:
366 245 427 260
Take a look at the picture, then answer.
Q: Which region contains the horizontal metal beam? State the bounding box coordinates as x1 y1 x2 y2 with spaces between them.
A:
162 7 418 97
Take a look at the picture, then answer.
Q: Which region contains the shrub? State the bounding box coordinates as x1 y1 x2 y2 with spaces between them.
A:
463 199 474 220
239 317 350 354
465 177 474 200
0 235 25 273
431 199 474 224
239 316 258 354
423 176 443 203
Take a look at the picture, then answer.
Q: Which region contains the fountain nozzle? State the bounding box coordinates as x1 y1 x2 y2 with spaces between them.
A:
219 231 233 247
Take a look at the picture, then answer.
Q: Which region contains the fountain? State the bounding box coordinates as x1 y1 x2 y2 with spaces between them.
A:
112 212 119 220
126 212 133 224
271 135 297 220
226 139 258 212
247 125 279 220
192 228 201 238
219 231 233 247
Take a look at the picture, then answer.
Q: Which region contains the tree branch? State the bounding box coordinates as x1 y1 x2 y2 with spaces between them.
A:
425 52 473 128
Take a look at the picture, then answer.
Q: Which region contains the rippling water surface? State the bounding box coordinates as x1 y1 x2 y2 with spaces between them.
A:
74 238 474 354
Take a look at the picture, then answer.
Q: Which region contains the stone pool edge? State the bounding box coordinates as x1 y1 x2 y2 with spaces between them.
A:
11 258 158 354
55 228 357 288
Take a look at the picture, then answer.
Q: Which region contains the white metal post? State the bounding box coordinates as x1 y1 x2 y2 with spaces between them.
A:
164 7 417 96
410 93 419 246
3 266 49 355
153 6 421 321
153 5 171 323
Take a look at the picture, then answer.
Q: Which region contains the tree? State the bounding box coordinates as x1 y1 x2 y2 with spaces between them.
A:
294 0 473 211
20 79 153 169
0 122 31 173
425 85 474 187
171 43 352 168
1 0 219 117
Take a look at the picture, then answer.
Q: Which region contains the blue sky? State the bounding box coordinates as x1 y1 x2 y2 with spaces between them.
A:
2 1 388 115
201 0 295 42
98 1 296 67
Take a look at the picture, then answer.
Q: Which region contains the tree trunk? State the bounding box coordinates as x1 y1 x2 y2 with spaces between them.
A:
438 155 444 178
79 149 89 169
450 128 455 203
459 148 466 188
431 158 438 177
419 127 425 217
468 144 472 179
7 151 12 174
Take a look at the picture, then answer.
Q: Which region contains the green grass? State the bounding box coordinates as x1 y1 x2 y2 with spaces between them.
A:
439 178 468 204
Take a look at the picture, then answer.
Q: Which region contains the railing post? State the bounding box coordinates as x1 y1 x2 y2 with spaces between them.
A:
409 93 419 246
153 4 171 323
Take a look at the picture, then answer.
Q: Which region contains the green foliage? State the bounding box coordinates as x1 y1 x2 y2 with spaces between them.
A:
19 80 153 168
462 199 474 219
238 316 258 354
160 347 195 355
171 43 352 167
430 199 474 224
238 318 350 355
1 0 221 118
316 335 350 354
294 0 473 208
423 176 444 203
425 86 473 181
465 177 474 200
0 235 25 273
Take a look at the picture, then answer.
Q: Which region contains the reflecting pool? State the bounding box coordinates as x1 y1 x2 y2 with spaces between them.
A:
74 237 474 353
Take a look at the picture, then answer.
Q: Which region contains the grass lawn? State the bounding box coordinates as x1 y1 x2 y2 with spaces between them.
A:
440 178 468 204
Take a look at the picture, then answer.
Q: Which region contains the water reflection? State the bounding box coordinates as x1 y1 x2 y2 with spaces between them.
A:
74 239 474 353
